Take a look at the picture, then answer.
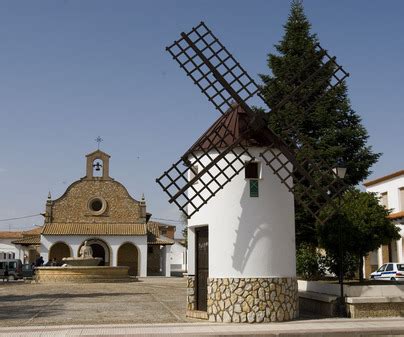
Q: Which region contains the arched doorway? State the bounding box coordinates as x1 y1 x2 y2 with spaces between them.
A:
49 242 71 264
117 242 139 276
28 249 40 264
78 239 110 266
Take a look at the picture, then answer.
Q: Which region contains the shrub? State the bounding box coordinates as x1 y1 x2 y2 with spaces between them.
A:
296 244 326 280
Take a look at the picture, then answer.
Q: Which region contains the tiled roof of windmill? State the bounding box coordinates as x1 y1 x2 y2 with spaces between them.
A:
184 104 272 155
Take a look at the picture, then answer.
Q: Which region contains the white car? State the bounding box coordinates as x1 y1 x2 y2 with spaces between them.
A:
370 263 404 281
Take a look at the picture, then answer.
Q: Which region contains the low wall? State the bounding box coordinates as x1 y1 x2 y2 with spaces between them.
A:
299 291 339 317
298 280 404 318
36 266 131 283
299 280 404 297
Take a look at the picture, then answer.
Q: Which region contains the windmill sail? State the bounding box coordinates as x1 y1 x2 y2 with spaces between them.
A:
158 22 349 223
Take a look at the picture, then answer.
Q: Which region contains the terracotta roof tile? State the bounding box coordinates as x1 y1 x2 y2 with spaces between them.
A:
388 211 404 220
0 231 23 239
42 223 147 236
146 222 160 237
184 104 272 156
148 237 174 245
12 235 41 245
22 227 43 236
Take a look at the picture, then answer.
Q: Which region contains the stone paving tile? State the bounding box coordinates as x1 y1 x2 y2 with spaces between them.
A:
1 320 404 337
0 277 189 327
1 279 404 336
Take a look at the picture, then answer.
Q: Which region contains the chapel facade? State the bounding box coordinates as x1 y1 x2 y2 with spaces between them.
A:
39 149 173 276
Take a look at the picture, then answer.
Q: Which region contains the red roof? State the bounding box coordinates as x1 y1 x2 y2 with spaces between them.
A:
185 104 271 155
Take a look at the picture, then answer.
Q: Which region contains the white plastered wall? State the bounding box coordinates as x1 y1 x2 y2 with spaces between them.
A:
0 239 20 260
188 147 295 278
366 175 404 213
40 234 148 276
365 174 404 263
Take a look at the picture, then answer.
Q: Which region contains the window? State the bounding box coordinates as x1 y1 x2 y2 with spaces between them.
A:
90 199 103 212
380 192 388 208
245 162 259 197
397 264 404 271
88 197 107 215
400 188 404 211
245 162 259 179
386 264 394 271
377 264 387 272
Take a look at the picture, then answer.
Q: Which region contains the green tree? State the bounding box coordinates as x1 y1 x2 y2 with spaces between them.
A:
296 244 326 280
259 0 380 246
317 189 400 281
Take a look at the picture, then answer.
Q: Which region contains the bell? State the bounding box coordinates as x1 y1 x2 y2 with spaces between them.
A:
93 162 102 171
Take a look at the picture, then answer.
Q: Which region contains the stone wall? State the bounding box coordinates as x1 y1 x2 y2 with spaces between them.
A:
347 301 404 318
50 179 142 223
187 275 196 311
207 277 298 323
36 266 131 283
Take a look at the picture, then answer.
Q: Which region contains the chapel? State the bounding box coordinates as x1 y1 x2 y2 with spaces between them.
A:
39 149 174 276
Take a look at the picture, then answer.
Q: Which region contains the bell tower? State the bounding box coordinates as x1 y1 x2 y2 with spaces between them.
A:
85 150 111 180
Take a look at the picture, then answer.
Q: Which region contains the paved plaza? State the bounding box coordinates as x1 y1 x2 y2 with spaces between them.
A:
0 277 189 327
1 277 404 336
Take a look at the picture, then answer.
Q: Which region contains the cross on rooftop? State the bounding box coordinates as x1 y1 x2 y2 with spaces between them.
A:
95 136 103 150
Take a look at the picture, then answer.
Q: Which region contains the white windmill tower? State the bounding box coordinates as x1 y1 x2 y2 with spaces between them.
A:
157 22 349 323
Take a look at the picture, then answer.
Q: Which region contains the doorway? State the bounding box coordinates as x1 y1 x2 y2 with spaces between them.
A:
117 242 139 276
91 244 106 266
195 226 209 311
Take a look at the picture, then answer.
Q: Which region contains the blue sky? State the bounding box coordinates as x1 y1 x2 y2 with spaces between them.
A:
0 0 403 231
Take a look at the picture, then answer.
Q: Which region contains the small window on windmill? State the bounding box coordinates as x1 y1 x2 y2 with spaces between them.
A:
189 165 199 184
245 162 259 179
245 162 259 197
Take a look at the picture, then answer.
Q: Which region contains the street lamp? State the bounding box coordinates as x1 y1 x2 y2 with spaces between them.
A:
333 162 347 317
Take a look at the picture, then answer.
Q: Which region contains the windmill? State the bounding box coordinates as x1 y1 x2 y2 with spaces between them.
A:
156 22 349 323
156 22 349 223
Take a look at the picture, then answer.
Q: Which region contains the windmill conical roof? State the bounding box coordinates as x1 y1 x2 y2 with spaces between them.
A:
185 104 271 155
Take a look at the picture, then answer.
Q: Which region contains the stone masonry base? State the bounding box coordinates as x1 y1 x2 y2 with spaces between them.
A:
186 276 298 323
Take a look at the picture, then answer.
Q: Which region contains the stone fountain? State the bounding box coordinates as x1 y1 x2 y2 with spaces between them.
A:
36 241 132 283
62 241 102 266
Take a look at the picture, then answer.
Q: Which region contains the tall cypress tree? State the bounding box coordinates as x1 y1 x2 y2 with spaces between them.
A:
260 0 380 245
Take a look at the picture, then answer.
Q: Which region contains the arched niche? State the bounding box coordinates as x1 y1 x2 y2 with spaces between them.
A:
117 242 139 276
78 238 111 266
49 242 72 263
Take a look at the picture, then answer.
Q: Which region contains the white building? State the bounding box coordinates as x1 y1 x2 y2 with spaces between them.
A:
7 149 174 277
186 105 298 323
169 239 187 275
0 233 19 260
364 170 404 275
0 227 41 263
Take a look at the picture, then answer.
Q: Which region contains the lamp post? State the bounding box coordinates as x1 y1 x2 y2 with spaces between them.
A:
332 164 347 317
